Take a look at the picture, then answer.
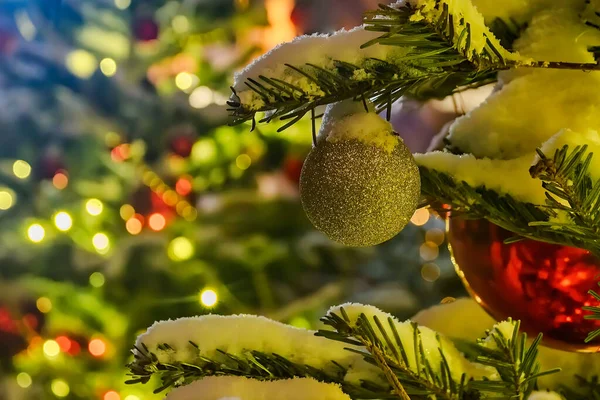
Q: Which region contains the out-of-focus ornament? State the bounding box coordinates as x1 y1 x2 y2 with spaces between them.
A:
448 218 600 352
283 156 304 184
133 17 159 42
300 105 420 247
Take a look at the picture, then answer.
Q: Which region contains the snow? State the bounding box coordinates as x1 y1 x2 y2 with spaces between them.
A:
527 392 564 400
318 102 399 153
135 314 384 386
408 0 519 63
411 298 600 392
326 303 496 381
165 377 351 400
414 152 548 204
539 129 600 181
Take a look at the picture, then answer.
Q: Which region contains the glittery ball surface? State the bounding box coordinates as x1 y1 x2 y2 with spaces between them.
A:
300 139 420 247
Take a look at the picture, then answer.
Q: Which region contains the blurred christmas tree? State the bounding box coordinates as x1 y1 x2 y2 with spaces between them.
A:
0 1 463 399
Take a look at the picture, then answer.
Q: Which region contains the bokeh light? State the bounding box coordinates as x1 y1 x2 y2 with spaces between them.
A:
12 160 31 179
120 204 135 220
199 288 218 307
51 379 70 397
148 213 166 231
100 58 117 77
172 15 190 33
86 199 104 216
43 340 60 357
126 218 143 235
56 336 72 352
114 0 131 9
27 224 45 243
235 154 252 170
53 211 73 232
421 263 441 282
104 390 121 400
168 237 194 261
52 172 69 189
92 233 110 253
189 86 213 109
89 272 106 288
16 372 32 388
411 208 430 226
419 242 439 262
0 190 14 210
175 72 194 90
66 49 98 79
36 297 52 313
88 338 107 357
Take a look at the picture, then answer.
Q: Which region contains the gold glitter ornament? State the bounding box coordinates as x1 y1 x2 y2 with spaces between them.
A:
300 134 421 247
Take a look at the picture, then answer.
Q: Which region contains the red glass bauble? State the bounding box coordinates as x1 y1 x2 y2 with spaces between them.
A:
448 218 600 352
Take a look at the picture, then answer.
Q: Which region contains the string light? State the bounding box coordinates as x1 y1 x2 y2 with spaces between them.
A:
119 204 135 220
89 272 105 288
16 372 32 388
12 160 31 179
85 199 104 216
55 336 72 352
168 237 194 261
175 72 194 91
199 288 218 307
425 228 445 246
43 340 60 357
92 233 110 253
27 224 45 243
52 172 69 189
0 190 13 210
36 297 52 313
175 177 192 196
88 338 107 357
419 241 439 261
104 391 121 400
235 154 252 170
51 379 70 397
114 0 131 9
92 233 110 252
411 208 430 226
126 218 143 235
148 213 166 231
189 86 213 109
100 58 117 77
138 165 198 220
53 211 73 232
66 49 97 79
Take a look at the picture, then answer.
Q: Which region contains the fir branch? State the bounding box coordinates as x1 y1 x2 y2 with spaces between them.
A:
468 321 560 399
229 2 600 131
318 308 477 400
560 375 600 400
126 342 391 398
584 282 600 343
420 145 600 258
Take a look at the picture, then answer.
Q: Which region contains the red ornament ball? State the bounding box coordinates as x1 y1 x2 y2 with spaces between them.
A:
448 218 600 352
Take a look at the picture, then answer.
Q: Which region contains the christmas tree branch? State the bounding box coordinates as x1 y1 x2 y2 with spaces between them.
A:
584 282 600 343
318 308 474 399
126 342 390 397
420 145 600 258
229 1 600 132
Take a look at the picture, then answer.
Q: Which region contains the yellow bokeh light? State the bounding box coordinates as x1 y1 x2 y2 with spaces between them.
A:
235 154 252 170
119 204 135 220
27 224 45 243
411 208 430 226
43 340 60 357
419 241 439 262
124 395 140 400
114 0 131 9
12 160 31 179
16 372 32 388
0 190 14 210
189 86 213 109
51 379 70 397
172 15 190 33
53 211 73 232
126 218 143 235
105 131 121 147
199 288 218 307
36 297 52 313
86 199 104 216
191 139 218 164
92 233 110 253
421 263 441 282
65 49 98 79
100 58 117 77
168 237 194 261
89 272 105 288
175 72 194 91
425 228 445 246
